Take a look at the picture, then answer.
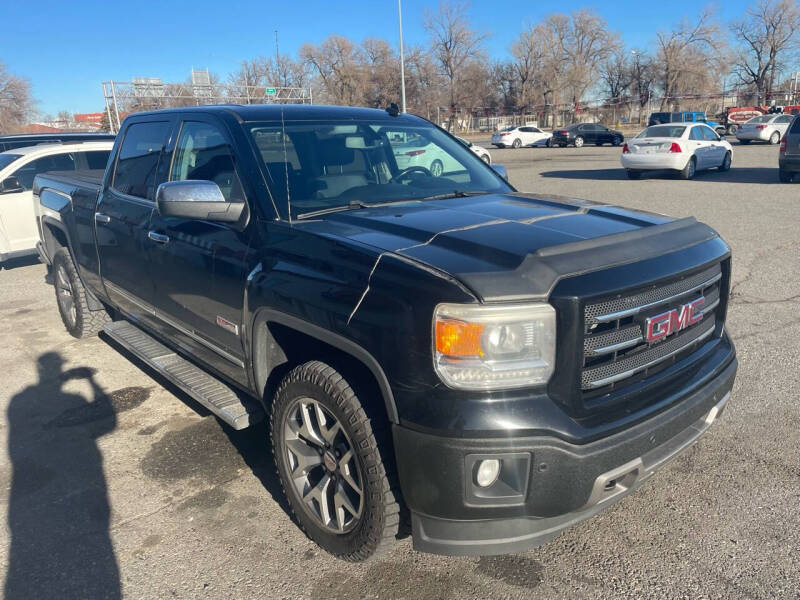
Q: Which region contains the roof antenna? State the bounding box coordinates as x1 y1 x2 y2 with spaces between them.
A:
386 102 400 117
280 104 291 223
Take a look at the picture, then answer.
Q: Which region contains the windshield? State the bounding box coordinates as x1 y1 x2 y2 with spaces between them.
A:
0 154 22 171
636 125 686 138
247 119 510 218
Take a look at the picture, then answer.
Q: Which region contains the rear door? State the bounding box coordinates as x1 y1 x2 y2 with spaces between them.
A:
2 151 78 254
145 116 256 378
688 126 709 168
96 119 174 319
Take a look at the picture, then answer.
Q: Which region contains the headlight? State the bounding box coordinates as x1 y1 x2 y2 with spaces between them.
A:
433 303 556 390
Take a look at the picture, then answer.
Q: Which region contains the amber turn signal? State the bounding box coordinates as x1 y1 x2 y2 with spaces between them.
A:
435 319 484 357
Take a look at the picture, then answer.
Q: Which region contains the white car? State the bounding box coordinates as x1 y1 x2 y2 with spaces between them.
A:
456 137 492 163
0 142 113 265
621 123 732 180
491 126 552 148
736 114 795 145
391 134 469 177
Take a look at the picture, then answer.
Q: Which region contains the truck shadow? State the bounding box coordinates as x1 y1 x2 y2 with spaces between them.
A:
5 352 121 599
540 167 786 184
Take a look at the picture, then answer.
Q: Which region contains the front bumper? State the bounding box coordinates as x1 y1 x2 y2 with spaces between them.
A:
394 356 737 556
621 153 688 171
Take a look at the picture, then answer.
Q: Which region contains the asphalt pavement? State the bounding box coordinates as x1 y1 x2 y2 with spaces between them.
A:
0 140 797 599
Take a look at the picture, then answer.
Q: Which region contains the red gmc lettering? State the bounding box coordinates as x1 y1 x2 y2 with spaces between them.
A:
645 297 705 343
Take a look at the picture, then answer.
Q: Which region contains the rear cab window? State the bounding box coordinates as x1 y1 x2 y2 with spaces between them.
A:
112 121 171 200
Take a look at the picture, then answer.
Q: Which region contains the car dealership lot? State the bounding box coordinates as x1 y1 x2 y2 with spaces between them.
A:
0 141 797 599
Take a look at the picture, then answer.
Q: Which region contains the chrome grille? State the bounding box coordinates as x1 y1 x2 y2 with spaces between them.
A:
581 263 723 393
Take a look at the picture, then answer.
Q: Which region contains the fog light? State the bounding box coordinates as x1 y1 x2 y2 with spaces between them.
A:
475 459 501 487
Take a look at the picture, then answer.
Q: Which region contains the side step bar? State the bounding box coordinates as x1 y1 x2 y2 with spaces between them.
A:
103 320 264 430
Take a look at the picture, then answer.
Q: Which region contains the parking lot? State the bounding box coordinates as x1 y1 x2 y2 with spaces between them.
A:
0 140 798 599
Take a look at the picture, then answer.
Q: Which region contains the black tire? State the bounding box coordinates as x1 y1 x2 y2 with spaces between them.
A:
512 138 522 149
739 139 750 145
727 125 738 135
574 136 584 148
271 361 401 561
769 131 781 145
626 170 642 180
779 169 794 183
558 143 567 148
680 156 696 180
612 136 622 147
52 248 110 338
719 151 731 171
546 137 552 147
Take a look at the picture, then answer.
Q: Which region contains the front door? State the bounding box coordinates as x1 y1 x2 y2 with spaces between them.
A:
96 119 173 320
146 117 256 379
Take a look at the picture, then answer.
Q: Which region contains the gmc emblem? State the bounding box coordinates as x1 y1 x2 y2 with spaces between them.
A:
644 297 705 343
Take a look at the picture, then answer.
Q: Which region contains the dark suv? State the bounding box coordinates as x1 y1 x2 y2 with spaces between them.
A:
551 123 624 148
0 132 115 152
779 114 800 182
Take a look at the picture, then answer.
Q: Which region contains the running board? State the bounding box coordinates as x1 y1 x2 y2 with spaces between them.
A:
102 320 264 430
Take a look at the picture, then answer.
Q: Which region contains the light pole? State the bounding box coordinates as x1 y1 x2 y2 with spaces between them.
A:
398 0 407 113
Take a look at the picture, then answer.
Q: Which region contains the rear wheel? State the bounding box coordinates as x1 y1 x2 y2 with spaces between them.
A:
271 361 401 561
574 136 584 148
52 248 110 338
680 156 697 180
546 138 552 148
769 131 781 145
626 170 642 180
481 155 490 164
512 138 522 149
779 169 794 183
430 159 443 177
719 151 731 171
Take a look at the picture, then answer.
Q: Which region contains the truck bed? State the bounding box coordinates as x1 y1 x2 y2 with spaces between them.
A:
39 169 105 189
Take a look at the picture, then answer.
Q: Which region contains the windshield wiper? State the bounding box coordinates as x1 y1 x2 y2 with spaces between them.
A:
297 200 371 220
418 190 489 201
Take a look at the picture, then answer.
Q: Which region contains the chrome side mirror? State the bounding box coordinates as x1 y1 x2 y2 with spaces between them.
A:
155 180 244 223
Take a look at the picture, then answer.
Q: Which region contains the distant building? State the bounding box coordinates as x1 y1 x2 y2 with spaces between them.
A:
74 113 105 126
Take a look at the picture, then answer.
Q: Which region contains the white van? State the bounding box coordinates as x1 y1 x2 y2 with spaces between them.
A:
0 142 113 265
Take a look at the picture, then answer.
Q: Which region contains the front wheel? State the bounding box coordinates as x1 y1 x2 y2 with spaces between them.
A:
271 361 401 561
680 157 697 180
719 151 731 171
52 249 110 338
574 136 584 148
612 137 622 147
430 159 444 177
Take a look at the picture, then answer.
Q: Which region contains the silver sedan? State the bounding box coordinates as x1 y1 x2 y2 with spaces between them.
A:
736 114 795 145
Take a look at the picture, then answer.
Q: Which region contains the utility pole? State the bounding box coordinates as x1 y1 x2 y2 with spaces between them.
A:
398 0 407 113
275 30 280 65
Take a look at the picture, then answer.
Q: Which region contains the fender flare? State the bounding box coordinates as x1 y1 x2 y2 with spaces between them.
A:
249 308 399 424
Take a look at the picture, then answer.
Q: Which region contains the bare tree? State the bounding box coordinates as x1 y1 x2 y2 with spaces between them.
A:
359 37 400 107
300 35 364 105
0 62 36 134
730 0 800 104
404 45 444 120
423 1 486 121
600 50 633 100
656 8 724 109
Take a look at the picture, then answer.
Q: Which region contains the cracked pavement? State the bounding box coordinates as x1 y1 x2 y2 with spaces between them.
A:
0 140 798 599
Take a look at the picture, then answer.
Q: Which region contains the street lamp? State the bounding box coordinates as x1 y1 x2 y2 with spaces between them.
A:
398 0 407 113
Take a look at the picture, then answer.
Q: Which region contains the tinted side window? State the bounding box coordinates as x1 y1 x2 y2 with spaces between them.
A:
791 117 800 134
113 121 170 200
83 151 111 170
13 153 77 190
689 127 704 141
170 121 244 203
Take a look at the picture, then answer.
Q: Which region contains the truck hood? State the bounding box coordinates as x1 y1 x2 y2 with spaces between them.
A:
302 192 719 301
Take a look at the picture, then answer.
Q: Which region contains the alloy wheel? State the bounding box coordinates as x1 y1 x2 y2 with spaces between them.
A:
55 264 77 328
283 397 364 533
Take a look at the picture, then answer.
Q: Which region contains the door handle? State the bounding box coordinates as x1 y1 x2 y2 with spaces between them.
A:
147 231 170 244
95 212 111 224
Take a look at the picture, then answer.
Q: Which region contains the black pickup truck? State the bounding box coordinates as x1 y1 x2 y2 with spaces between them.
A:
33 105 737 561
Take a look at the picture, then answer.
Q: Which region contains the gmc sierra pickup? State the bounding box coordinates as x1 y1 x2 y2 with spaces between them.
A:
34 105 737 561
